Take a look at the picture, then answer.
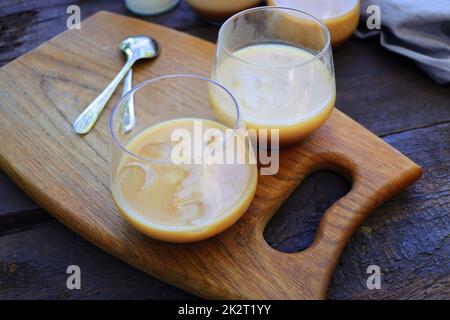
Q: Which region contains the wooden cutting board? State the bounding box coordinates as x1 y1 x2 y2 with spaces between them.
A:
0 11 421 299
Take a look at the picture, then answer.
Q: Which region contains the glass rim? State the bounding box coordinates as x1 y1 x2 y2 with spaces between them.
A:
109 73 243 164
217 6 332 70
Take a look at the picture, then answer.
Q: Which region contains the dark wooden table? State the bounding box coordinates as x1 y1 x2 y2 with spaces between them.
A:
0 0 449 300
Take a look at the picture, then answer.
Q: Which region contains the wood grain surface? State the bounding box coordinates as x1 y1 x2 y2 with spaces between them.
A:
0 0 447 299
0 11 423 299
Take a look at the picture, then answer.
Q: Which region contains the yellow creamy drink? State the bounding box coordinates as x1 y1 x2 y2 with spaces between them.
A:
186 0 260 22
112 118 257 243
268 0 360 46
211 43 336 145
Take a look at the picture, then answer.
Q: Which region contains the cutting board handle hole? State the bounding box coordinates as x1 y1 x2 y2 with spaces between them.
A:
263 170 352 253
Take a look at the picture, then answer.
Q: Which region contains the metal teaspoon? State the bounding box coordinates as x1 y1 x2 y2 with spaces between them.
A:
73 36 160 134
121 69 135 133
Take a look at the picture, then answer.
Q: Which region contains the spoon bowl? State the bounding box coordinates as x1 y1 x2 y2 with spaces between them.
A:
119 36 161 62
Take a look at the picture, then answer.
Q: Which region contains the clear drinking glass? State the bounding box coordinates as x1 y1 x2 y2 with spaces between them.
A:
211 6 336 145
110 74 257 243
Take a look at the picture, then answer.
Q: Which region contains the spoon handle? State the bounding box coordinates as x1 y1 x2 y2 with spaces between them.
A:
73 60 134 135
120 69 135 133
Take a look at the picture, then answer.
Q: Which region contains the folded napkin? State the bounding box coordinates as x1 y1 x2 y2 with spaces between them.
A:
355 0 450 84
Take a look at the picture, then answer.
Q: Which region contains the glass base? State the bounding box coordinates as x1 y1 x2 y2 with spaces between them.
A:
125 0 180 16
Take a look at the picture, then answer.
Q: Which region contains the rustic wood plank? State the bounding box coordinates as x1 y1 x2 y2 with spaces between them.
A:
333 39 450 137
0 123 446 299
0 170 49 236
264 171 351 253
0 1 448 300
0 221 194 300
328 122 450 300
0 0 448 223
0 170 38 215
1 0 449 136
0 0 217 223
1 1 448 226
0 209 50 237
0 12 421 299
0 0 216 66
0 175 349 300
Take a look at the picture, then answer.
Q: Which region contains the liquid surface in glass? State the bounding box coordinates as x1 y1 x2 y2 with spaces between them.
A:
212 43 336 144
113 118 256 228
